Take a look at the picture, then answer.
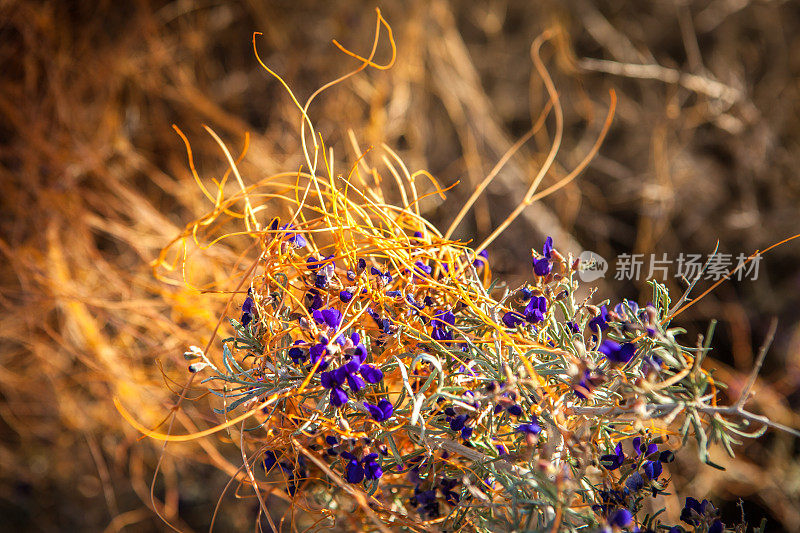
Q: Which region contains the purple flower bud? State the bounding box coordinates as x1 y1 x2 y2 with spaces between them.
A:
502 311 524 328
242 296 254 315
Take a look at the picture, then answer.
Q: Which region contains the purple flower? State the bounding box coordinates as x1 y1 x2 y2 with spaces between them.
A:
321 369 348 406
598 339 636 364
516 418 541 435
659 450 675 463
406 294 425 311
344 458 364 483
432 309 456 342
242 295 254 315
263 450 278 472
307 254 334 272
507 404 523 417
240 294 255 326
614 299 639 321
339 290 353 303
305 289 323 311
600 443 625 470
309 340 329 371
324 435 339 455
533 236 554 276
680 497 724 532
574 369 604 399
344 368 366 392
329 387 348 407
313 308 342 330
367 307 395 335
364 399 394 422
643 460 662 480
632 437 658 457
608 508 633 528
319 368 340 387
432 309 455 328
524 296 547 324
348 335 368 364
411 488 440 519
362 453 383 480
360 364 383 384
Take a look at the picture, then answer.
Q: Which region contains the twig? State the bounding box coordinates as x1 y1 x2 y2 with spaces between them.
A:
735 317 778 410
578 57 741 104
572 399 800 439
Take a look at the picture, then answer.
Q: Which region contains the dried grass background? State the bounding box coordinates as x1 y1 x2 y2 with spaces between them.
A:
2 0 800 531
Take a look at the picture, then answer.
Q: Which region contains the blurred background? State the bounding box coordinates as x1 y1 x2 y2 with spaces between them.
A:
2 0 799 530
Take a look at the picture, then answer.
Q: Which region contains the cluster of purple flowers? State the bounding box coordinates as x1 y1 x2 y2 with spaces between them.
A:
324 436 388 485
409 477 462 519
342 451 383 483
320 343 383 407
600 438 673 481
679 497 724 533
502 292 549 328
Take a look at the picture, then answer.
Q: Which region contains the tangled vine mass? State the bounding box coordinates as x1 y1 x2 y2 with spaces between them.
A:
127 11 785 533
